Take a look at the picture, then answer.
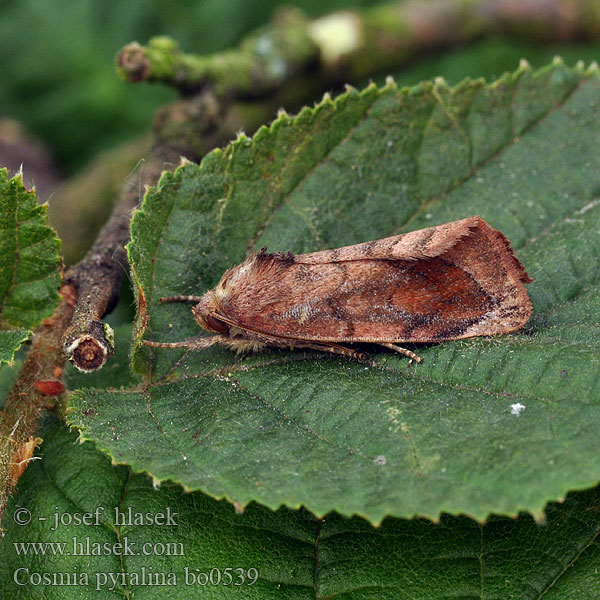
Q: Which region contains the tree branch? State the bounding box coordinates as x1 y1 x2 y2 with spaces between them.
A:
118 9 319 97
60 171 137 371
117 0 600 97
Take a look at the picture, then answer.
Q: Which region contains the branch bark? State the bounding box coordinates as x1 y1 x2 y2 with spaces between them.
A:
0 284 76 518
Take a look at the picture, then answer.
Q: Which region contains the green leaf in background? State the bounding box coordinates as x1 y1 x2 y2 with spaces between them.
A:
2 418 600 598
69 59 600 523
0 168 62 366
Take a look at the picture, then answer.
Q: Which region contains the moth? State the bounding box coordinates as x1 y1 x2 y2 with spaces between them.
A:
143 216 532 363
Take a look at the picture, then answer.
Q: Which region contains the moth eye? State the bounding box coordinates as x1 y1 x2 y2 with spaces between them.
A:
206 314 229 334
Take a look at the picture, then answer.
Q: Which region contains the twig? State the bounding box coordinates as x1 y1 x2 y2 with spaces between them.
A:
61 196 131 371
118 9 319 97
117 0 600 97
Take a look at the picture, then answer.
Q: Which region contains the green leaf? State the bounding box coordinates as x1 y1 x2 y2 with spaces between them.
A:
3 418 600 598
0 168 62 366
0 330 30 368
69 59 600 523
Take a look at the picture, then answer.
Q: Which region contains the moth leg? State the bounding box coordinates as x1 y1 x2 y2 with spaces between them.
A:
143 334 223 351
378 343 423 363
159 295 204 304
291 341 367 360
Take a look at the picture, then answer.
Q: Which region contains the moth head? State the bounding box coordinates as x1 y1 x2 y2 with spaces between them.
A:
191 256 257 335
192 291 230 335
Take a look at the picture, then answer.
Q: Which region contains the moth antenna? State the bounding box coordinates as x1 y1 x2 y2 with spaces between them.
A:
159 295 204 304
142 335 221 351
379 343 423 363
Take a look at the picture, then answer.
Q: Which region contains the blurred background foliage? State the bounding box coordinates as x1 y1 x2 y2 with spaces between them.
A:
2 0 600 180
0 0 378 176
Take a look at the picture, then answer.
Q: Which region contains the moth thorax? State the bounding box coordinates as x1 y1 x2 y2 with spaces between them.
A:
192 292 229 334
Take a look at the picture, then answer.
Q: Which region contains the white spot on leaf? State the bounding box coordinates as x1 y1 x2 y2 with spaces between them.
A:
510 403 526 416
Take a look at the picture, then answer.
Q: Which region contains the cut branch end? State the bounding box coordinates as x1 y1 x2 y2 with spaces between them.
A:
64 322 115 373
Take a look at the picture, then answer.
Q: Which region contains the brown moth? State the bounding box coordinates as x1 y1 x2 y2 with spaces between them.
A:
143 216 532 363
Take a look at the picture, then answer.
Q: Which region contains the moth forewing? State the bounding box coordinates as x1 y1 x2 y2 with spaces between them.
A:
142 216 532 363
